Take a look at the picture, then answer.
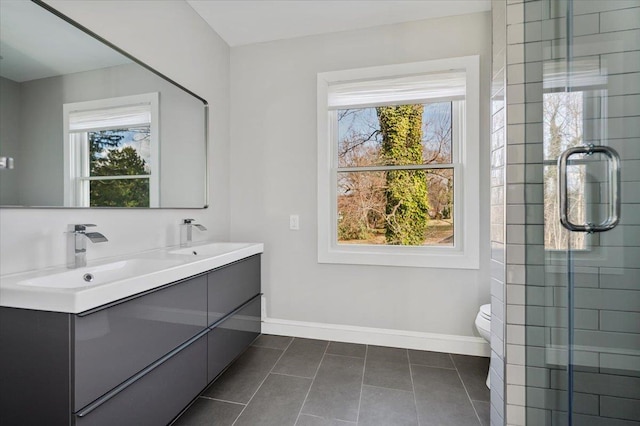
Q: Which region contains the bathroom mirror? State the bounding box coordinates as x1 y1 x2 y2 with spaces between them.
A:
0 0 208 208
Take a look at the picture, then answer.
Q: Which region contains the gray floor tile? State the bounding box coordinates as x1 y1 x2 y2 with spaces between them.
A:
364 358 413 392
301 354 364 422
234 373 312 426
452 354 490 402
326 342 366 358
472 400 490 426
408 350 454 369
203 346 283 403
252 334 293 350
272 338 328 378
412 364 480 426
358 385 418 426
172 398 244 426
366 345 409 363
296 414 356 425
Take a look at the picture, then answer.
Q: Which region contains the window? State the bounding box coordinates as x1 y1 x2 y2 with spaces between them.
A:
543 91 587 251
542 58 608 252
317 57 480 268
63 93 159 207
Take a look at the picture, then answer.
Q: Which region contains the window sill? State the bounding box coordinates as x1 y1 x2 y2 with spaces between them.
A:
318 244 479 269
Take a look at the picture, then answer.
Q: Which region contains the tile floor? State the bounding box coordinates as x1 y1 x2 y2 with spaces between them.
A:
173 335 490 426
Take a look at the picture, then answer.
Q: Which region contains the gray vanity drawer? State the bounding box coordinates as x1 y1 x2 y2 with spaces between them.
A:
208 254 260 325
208 295 262 382
74 274 207 410
75 335 207 426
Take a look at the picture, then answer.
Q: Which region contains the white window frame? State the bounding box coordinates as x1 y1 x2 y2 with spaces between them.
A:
317 56 480 269
63 93 159 207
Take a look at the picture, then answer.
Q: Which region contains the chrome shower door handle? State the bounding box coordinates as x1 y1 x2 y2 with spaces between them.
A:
558 145 621 233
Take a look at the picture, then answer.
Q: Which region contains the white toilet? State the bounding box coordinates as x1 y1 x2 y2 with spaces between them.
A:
475 303 491 388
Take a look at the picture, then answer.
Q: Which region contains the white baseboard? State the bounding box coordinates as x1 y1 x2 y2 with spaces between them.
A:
262 316 490 357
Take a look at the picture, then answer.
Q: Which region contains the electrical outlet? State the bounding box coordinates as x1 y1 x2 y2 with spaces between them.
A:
289 214 300 230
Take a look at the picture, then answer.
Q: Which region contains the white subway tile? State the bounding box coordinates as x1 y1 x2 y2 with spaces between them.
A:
506 2 524 25
506 384 526 405
507 144 525 165
525 203 544 224
506 403 526 425
506 203 525 224
573 0 639 15
507 104 525 124
507 264 526 284
507 83 525 104
525 122 543 142
506 183 525 204
602 50 640 75
507 124 525 144
506 364 526 385
507 304 525 325
507 22 525 45
524 20 542 42
524 61 543 83
506 244 525 264
507 43 525 65
507 164 525 183
507 284 525 305
492 277 505 301
492 295 506 322
525 102 543 123
508 64 525 84
523 0 543 22
600 6 640 32
506 225 525 245
506 324 525 345
571 29 640 58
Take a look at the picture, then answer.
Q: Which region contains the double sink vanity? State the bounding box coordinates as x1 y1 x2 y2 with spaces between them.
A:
0 240 263 425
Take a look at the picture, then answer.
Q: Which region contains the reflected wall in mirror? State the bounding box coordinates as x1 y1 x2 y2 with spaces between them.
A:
0 0 208 208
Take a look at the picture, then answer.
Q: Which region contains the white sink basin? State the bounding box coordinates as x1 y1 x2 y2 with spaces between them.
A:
169 242 253 257
18 259 184 289
1 241 264 313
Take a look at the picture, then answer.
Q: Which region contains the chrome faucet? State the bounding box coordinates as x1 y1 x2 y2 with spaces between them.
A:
67 224 108 269
180 219 207 247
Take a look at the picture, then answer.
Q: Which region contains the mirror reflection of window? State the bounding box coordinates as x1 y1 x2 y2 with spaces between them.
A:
63 93 159 207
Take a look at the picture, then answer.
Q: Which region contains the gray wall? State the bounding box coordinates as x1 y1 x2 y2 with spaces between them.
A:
0 77 20 205
230 12 492 341
16 62 205 207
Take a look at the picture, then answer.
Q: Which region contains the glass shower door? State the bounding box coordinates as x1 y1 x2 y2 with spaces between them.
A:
529 0 640 424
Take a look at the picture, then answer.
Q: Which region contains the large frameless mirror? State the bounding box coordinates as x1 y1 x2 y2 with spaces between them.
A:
0 0 208 208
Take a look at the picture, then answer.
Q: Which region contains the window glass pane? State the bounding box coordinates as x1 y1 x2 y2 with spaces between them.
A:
337 169 453 246
90 178 149 207
543 163 586 250
89 127 151 177
337 102 452 168
543 91 583 161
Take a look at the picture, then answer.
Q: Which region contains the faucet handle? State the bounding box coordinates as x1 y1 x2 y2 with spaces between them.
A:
68 224 97 232
182 218 195 224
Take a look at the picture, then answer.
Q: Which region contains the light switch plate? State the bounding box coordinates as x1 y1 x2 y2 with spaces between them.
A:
289 214 300 230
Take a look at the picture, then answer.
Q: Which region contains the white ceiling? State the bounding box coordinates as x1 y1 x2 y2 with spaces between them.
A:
187 0 491 47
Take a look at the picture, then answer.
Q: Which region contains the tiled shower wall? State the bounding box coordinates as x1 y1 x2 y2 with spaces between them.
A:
491 0 531 424
492 0 640 425
521 0 640 425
